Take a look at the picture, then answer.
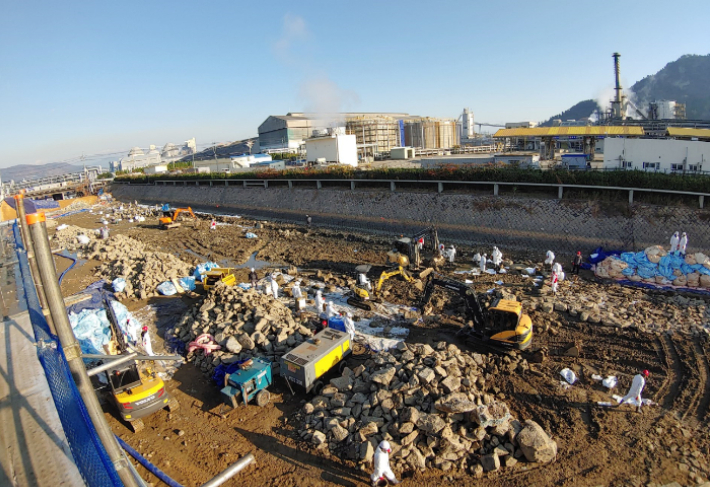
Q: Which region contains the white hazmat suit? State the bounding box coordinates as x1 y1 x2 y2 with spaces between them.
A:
344 312 355 341
679 232 688 255
358 273 372 291
480 254 487 273
325 301 336 319
492 246 503 267
142 330 154 356
551 271 559 293
670 231 680 253
448 245 456 263
315 290 325 312
292 281 302 299
545 250 555 267
472 253 481 264
270 276 279 299
371 441 399 486
618 373 647 410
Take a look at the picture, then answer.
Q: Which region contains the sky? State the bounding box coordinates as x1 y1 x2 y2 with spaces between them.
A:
1 0 709 169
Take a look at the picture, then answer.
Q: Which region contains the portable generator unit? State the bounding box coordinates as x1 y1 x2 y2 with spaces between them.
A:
281 328 351 393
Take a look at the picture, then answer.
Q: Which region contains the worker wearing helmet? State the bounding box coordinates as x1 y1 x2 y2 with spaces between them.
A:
371 440 399 486
617 369 650 413
572 251 583 275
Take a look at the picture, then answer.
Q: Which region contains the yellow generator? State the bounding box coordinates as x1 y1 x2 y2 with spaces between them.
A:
281 328 351 394
203 268 236 290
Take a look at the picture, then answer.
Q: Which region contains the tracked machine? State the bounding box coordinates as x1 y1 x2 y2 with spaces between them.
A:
159 207 196 229
347 263 421 311
419 273 533 350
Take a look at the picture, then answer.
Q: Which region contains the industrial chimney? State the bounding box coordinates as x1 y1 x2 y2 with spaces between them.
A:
611 53 624 120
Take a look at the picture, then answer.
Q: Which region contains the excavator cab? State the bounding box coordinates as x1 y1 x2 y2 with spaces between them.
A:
159 207 196 229
386 238 411 268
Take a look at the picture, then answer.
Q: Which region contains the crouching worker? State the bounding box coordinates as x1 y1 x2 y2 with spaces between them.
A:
372 440 400 486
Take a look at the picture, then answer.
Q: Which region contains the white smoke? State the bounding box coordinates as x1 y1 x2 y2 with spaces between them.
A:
272 14 360 128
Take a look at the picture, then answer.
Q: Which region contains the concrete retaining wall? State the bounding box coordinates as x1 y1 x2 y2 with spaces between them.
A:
112 184 710 259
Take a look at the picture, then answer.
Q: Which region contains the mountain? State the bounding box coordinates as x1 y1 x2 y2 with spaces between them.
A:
0 162 86 183
540 99 600 126
542 53 710 123
631 54 710 120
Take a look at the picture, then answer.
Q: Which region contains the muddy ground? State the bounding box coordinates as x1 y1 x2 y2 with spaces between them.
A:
54 207 710 487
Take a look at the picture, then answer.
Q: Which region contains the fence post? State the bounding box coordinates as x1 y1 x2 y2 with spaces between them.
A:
438 182 443 194
288 180 293 189
243 180 247 188
317 181 322 189
628 190 634 205
700 195 705 209
558 186 564 199
351 181 355 191
390 181 396 192
494 184 499 196
27 212 139 487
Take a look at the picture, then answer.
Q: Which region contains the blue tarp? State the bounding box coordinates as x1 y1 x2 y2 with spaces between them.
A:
193 262 219 282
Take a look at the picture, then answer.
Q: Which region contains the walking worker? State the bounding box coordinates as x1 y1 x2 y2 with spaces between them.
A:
325 301 336 319
371 440 400 486
572 251 583 275
141 326 153 356
292 280 303 299
269 274 279 299
491 246 503 269
616 369 649 413
306 214 312 225
550 269 559 293
417 236 424 251
480 253 487 273
249 267 258 289
438 243 446 257
679 232 688 256
448 245 456 263
210 219 217 230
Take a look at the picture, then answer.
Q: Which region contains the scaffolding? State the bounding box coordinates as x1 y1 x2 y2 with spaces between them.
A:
345 116 402 155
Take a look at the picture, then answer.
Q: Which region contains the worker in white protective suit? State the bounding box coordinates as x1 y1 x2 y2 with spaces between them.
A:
315 290 325 312
371 440 399 486
491 246 503 269
679 232 688 256
544 250 555 270
358 272 372 291
669 231 680 254
325 301 336 319
210 220 217 230
292 281 303 299
141 326 154 356
616 369 649 413
439 243 446 257
472 252 481 264
448 245 456 263
269 274 279 299
552 262 564 281
344 312 356 342
550 269 559 293
480 254 487 273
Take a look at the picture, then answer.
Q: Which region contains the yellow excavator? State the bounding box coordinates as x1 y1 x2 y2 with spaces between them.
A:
159 207 196 229
419 273 533 350
347 264 420 311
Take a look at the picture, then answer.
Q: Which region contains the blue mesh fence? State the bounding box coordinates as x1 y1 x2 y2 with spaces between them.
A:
11 223 123 487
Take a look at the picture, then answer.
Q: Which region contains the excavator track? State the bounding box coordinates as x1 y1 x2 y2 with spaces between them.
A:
346 297 373 311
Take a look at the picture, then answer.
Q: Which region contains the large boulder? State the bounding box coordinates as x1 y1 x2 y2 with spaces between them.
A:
516 420 557 464
225 336 242 354
371 366 397 386
416 413 447 435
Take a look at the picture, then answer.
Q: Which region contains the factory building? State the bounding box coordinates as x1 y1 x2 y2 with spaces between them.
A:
345 115 404 155
603 136 709 173
403 118 459 149
110 138 196 172
258 114 316 152
193 153 273 173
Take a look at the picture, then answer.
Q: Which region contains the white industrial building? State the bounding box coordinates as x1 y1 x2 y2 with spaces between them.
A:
110 138 196 172
603 138 709 172
494 153 541 168
143 164 168 175
305 130 357 166
193 154 273 173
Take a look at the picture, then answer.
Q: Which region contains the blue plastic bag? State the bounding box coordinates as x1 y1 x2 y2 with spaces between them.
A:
621 268 636 277
245 232 258 239
193 262 219 282
112 277 126 293
619 253 638 268
157 281 178 296
178 276 196 291
69 308 112 355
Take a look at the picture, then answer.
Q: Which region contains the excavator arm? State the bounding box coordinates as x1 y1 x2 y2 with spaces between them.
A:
375 266 413 293
172 207 195 220
419 273 488 328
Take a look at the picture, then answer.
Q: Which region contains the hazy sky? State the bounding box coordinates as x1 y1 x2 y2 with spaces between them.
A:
1 0 708 168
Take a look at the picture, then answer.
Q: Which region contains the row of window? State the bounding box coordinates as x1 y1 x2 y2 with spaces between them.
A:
637 162 702 171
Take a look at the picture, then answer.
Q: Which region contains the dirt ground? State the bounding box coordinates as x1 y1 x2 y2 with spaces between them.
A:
54 208 710 487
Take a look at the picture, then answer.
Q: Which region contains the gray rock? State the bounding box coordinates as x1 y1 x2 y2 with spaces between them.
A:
516 420 558 464
312 431 327 445
237 333 255 351
400 407 420 424
398 422 415 435
360 440 374 463
481 453 500 472
440 376 461 394
225 336 242 354
350 392 368 404
330 376 353 392
331 425 349 442
416 413 446 434
407 447 426 470
418 367 436 384
371 366 397 386
435 393 477 414
359 422 379 437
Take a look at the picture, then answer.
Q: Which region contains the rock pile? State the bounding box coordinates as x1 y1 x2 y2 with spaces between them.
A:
51 224 99 251
82 234 193 299
296 341 556 475
168 284 313 375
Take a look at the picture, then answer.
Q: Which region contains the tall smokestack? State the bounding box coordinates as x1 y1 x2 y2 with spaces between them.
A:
612 52 623 119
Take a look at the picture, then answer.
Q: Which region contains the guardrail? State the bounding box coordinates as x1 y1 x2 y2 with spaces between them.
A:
115 178 709 208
